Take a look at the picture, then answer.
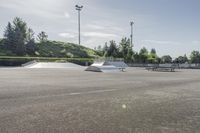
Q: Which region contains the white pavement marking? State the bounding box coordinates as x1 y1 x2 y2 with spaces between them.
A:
2 89 123 101
69 89 119 96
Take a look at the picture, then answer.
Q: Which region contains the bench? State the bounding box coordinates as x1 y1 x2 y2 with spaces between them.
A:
146 65 175 72
155 66 175 72
119 67 126 72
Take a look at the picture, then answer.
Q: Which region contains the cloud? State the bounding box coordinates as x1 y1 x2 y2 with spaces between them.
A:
0 0 70 19
142 40 181 45
86 22 123 32
64 12 70 18
83 32 118 38
86 24 105 30
192 40 200 44
59 33 75 38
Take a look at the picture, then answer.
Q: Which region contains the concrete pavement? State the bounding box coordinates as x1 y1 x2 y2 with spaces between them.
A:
0 68 200 133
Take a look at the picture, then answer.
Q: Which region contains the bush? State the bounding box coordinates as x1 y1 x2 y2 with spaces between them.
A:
0 56 94 66
0 58 32 66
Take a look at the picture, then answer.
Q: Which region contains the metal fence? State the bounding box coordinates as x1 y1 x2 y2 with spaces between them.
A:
127 63 200 69
94 57 124 63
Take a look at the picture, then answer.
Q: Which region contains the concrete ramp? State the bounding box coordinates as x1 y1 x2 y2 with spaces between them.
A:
24 62 83 69
85 61 128 72
104 61 128 68
85 65 119 72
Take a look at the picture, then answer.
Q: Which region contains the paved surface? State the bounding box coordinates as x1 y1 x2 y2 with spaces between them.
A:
0 68 200 133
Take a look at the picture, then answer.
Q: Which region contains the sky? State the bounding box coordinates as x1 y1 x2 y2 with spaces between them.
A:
0 0 200 57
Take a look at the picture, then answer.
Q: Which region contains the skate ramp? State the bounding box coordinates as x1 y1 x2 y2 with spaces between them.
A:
23 62 83 69
104 61 128 68
85 65 119 72
85 61 128 72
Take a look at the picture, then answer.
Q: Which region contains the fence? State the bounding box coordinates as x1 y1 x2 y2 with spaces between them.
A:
127 63 200 69
94 57 124 63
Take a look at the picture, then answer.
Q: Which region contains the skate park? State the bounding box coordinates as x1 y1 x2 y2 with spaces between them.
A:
0 65 200 133
1 58 200 133
22 59 129 72
0 0 200 132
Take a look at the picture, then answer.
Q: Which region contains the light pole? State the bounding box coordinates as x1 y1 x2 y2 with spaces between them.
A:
75 5 83 45
130 21 134 47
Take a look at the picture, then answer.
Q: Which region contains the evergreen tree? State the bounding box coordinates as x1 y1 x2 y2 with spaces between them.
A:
190 51 200 63
37 31 48 43
4 22 15 51
26 28 36 55
139 47 148 63
161 55 172 63
103 42 109 57
97 45 102 51
132 52 140 63
119 37 132 59
107 40 118 57
150 48 156 54
4 17 28 55
13 17 27 55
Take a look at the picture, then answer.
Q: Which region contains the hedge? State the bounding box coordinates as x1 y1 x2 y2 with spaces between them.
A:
0 56 94 66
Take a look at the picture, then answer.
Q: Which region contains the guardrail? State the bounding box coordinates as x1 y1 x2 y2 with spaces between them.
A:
127 63 200 69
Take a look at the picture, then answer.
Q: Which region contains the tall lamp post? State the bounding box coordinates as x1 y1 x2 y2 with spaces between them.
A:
130 21 134 47
75 5 83 45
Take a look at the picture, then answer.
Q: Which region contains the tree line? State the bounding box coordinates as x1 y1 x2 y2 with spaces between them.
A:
95 40 200 64
1 17 200 64
2 17 48 56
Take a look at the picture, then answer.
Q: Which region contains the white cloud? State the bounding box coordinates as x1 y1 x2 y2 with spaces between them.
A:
142 40 181 45
64 12 70 18
86 22 123 32
0 0 70 19
59 33 75 38
83 32 118 38
192 40 200 44
86 24 105 30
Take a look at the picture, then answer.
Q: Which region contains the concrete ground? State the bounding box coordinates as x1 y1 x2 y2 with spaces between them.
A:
0 68 200 133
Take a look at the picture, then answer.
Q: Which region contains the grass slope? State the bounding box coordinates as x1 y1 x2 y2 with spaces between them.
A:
36 41 99 58
0 40 100 58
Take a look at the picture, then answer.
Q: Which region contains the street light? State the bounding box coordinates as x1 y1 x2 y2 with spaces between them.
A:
75 5 83 45
130 21 134 47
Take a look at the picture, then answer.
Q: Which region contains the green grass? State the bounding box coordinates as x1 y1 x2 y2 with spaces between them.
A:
36 41 100 58
0 40 101 58
0 40 99 66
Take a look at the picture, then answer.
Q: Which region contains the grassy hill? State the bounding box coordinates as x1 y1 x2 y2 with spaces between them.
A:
0 39 102 66
0 39 101 58
36 41 100 58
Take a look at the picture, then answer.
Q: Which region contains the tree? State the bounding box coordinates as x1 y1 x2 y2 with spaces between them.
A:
4 22 15 51
161 55 172 63
139 47 148 63
26 28 34 42
132 52 140 63
150 48 156 54
4 17 28 55
148 48 158 63
26 28 36 55
119 37 132 60
97 45 102 51
37 31 48 43
174 54 188 64
126 47 134 62
190 51 200 63
107 40 119 58
13 17 28 55
102 42 109 57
